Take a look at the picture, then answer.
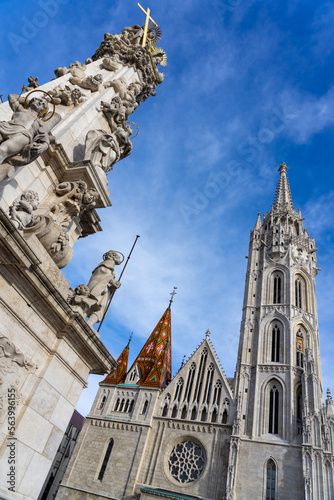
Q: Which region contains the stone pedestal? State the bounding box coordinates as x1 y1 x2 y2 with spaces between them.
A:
0 210 117 499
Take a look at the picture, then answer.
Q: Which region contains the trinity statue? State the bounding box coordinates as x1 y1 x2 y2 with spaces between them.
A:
0 10 166 500
0 16 166 269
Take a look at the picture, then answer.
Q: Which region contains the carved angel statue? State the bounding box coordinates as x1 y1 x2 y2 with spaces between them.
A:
0 94 60 166
83 124 133 172
101 96 128 131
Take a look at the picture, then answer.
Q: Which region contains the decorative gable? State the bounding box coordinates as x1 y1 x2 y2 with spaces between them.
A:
160 331 234 424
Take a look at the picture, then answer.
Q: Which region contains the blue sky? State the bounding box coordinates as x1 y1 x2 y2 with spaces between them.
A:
2 0 334 415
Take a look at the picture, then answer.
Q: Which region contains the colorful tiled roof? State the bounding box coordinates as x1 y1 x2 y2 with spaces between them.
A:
130 306 172 389
102 339 130 385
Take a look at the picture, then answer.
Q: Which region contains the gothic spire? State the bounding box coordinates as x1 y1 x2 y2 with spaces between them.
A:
272 162 295 213
101 336 131 385
254 212 262 230
128 305 172 389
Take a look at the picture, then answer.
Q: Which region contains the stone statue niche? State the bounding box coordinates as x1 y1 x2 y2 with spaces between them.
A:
0 93 60 168
68 250 123 327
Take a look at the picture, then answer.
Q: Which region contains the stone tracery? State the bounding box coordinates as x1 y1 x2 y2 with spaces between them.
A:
168 440 205 484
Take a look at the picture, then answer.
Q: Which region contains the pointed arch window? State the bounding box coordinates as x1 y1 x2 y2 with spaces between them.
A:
295 279 302 309
162 394 170 417
269 386 279 434
181 406 187 419
171 405 178 418
222 398 229 424
191 406 197 420
211 408 218 423
193 349 208 403
184 362 196 403
142 399 148 414
203 363 214 404
129 399 134 413
265 459 276 499
213 380 222 406
114 398 120 411
98 439 114 481
273 275 281 304
296 330 304 368
271 325 280 362
99 396 106 410
174 378 184 402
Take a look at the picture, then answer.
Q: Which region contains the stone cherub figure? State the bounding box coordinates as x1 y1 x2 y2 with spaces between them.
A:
69 73 104 93
69 251 122 327
9 190 39 232
101 96 128 131
54 60 86 79
49 85 85 107
0 94 61 166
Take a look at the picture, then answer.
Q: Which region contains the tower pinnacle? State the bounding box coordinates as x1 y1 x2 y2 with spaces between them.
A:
254 212 262 230
272 162 295 213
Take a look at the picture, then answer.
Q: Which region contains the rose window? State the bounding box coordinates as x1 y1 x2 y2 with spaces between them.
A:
168 440 205 484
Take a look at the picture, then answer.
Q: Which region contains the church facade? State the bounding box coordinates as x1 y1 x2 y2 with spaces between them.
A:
57 164 334 500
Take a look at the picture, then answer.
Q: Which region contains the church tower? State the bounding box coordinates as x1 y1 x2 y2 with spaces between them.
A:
229 163 331 500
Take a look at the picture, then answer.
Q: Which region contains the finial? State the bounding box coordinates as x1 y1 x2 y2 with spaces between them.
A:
278 162 288 175
326 388 334 417
180 354 186 370
0 95 3 103
169 286 177 307
205 329 211 339
128 332 133 346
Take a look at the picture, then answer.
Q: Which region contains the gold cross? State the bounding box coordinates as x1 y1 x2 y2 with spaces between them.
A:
137 3 158 47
